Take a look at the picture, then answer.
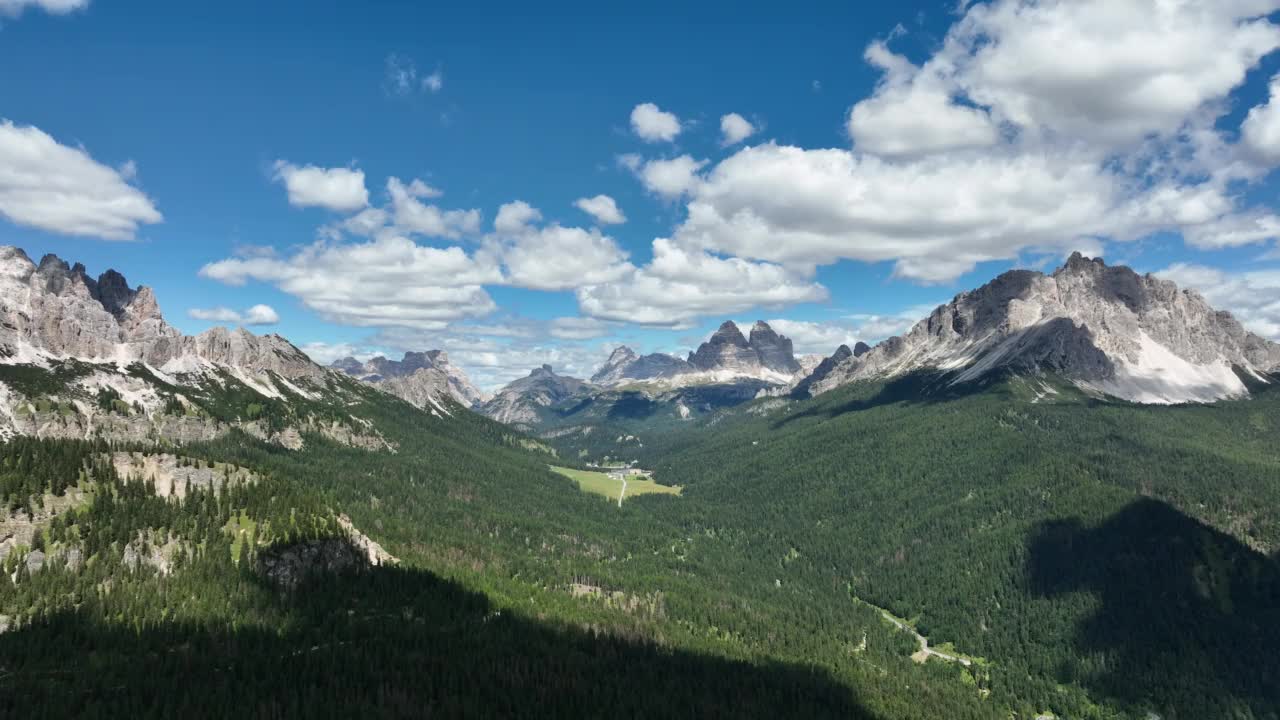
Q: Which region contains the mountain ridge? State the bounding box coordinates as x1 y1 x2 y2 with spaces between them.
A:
802 253 1280 404
331 351 487 410
590 320 805 389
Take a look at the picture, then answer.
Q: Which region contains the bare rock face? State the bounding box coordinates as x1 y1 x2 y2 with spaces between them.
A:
109 452 258 499
0 246 328 386
256 518 395 592
748 321 801 374
480 365 586 427
590 321 805 392
686 320 804 377
804 253 1280 404
332 350 486 408
793 344 854 398
591 346 693 385
0 248 182 361
0 246 405 449
688 321 759 372
591 346 639 384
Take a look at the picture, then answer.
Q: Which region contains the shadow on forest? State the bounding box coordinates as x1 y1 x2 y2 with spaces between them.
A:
0 540 876 720
774 370 1003 429
1026 498 1280 718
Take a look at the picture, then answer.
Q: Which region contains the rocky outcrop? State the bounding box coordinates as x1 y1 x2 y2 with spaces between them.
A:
803 253 1280 404
688 321 760 372
256 518 396 591
686 320 802 378
332 350 485 408
480 365 587 427
591 321 804 391
109 452 257 499
591 346 694 385
0 489 86 564
0 247 326 386
793 344 854 398
0 246 411 448
591 346 639 384
748 321 801 373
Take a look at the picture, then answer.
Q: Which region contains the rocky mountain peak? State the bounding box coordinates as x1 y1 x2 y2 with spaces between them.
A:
853 341 871 357
330 350 485 408
331 356 365 374
688 319 800 375
95 269 135 316
748 321 801 373
480 363 586 427
800 254 1280 404
606 346 638 365
710 321 749 347
0 245 329 388
591 345 693 385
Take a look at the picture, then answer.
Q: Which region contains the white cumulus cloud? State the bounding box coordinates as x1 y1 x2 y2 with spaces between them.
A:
200 235 501 330
720 113 757 146
577 239 827 327
638 155 707 199
0 0 86 17
630 103 682 143
272 160 369 213
1242 73 1280 165
188 304 280 326
573 194 626 225
494 200 542 234
0 120 161 240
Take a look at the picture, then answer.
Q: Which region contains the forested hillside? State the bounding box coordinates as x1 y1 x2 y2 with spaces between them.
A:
3 366 1280 718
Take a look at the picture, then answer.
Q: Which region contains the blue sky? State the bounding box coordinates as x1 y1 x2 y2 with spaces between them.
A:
4 0 1280 389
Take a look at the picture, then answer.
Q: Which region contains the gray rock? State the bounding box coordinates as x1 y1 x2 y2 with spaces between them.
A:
331 350 486 408
804 253 1280 403
25 549 45 574
748 321 801 374
479 365 587 427
688 321 759 371
793 344 854 398
591 346 694 385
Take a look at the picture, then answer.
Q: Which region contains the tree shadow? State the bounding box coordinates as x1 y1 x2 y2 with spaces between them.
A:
1025 498 1280 718
773 370 1008 430
0 539 876 720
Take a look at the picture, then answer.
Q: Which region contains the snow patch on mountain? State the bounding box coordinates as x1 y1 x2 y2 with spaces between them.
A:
800 254 1280 405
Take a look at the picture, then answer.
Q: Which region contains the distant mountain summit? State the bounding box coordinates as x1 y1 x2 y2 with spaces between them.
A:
0 245 391 449
332 351 485 409
591 320 804 389
590 346 693 384
802 253 1280 404
480 365 587 428
0 246 321 383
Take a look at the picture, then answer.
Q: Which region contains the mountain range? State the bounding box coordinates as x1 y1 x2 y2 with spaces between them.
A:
331 351 487 412
468 253 1280 440
4 244 1280 719
801 253 1280 404
5 244 1277 449
0 246 391 449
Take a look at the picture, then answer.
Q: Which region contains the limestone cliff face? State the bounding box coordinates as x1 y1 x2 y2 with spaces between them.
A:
688 321 760 372
479 365 586 427
0 246 390 449
331 350 486 409
590 320 804 391
802 254 1280 404
0 246 325 383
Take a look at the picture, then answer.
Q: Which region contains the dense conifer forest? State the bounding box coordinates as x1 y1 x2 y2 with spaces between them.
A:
2 370 1279 718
